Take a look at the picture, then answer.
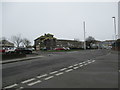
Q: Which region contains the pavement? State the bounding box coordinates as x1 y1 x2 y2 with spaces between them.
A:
1 49 119 89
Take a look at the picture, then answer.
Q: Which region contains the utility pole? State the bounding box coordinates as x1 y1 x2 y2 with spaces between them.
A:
112 17 117 50
83 21 86 50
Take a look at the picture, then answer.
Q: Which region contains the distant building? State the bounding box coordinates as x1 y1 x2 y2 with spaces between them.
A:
100 40 115 49
56 39 83 49
0 40 14 49
34 34 83 50
34 33 56 50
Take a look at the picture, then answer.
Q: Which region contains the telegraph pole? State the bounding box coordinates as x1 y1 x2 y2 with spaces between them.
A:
112 17 117 50
83 21 86 50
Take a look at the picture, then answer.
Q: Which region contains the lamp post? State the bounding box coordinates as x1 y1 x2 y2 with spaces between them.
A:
83 21 86 50
112 17 117 50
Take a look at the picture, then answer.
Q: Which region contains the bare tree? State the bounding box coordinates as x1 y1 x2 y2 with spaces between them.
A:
22 38 31 48
11 35 22 48
86 36 96 49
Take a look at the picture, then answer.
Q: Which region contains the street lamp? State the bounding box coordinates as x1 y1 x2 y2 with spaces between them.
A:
83 21 86 50
112 17 117 50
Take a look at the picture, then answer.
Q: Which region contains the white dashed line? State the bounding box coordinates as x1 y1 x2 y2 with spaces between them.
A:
88 62 91 64
18 87 24 90
4 84 18 89
44 76 54 80
21 78 35 84
82 62 86 63
80 65 83 67
65 69 73 72
119 70 120 72
27 80 41 86
73 67 79 69
37 74 48 78
59 68 67 71
55 72 64 76
68 66 73 68
79 63 83 65
49 71 58 74
84 64 88 65
73 64 78 66
92 60 95 62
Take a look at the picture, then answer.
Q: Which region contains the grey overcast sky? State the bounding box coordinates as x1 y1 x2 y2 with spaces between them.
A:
2 2 118 45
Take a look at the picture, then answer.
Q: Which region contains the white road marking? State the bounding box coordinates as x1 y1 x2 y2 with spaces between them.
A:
119 70 120 72
4 84 18 89
82 62 86 63
84 64 88 65
88 62 91 64
80 65 83 67
68 66 73 68
21 78 35 84
49 71 58 74
44 76 54 80
37 74 48 78
73 64 78 66
73 67 79 69
27 80 41 86
92 60 95 62
19 87 24 89
59 68 67 71
79 63 83 65
55 72 64 76
65 69 73 72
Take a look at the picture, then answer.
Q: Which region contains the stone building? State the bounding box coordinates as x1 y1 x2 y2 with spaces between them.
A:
56 39 83 49
34 33 56 50
34 33 83 50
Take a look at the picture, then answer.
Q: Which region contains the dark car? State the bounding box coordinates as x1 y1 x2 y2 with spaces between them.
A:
15 48 32 54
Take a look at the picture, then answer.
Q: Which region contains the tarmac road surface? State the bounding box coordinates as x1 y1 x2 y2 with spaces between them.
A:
2 49 118 89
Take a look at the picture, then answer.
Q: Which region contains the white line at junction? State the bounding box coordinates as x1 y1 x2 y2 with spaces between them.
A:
49 71 58 74
4 84 18 89
27 80 41 86
55 72 64 76
44 76 54 80
21 78 35 84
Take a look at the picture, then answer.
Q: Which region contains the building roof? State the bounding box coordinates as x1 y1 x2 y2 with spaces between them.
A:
0 40 14 47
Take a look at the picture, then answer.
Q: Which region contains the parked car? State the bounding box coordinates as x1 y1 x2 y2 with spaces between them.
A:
15 48 32 54
0 48 6 53
6 47 16 53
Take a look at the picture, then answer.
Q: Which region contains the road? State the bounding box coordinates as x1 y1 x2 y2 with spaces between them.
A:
2 49 118 89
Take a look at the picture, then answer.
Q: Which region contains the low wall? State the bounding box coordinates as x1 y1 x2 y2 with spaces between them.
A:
2 53 26 60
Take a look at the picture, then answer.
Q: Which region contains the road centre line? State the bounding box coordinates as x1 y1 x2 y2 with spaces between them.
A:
80 65 83 67
84 64 88 65
82 62 86 63
68 66 73 68
27 80 41 86
37 74 48 78
59 68 67 71
73 64 78 66
79 63 83 64
21 78 35 84
4 84 18 89
65 69 73 72
49 71 58 74
55 72 64 76
73 67 79 69
44 76 54 80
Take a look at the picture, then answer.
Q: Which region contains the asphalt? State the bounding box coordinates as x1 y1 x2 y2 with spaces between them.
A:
1 49 119 89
